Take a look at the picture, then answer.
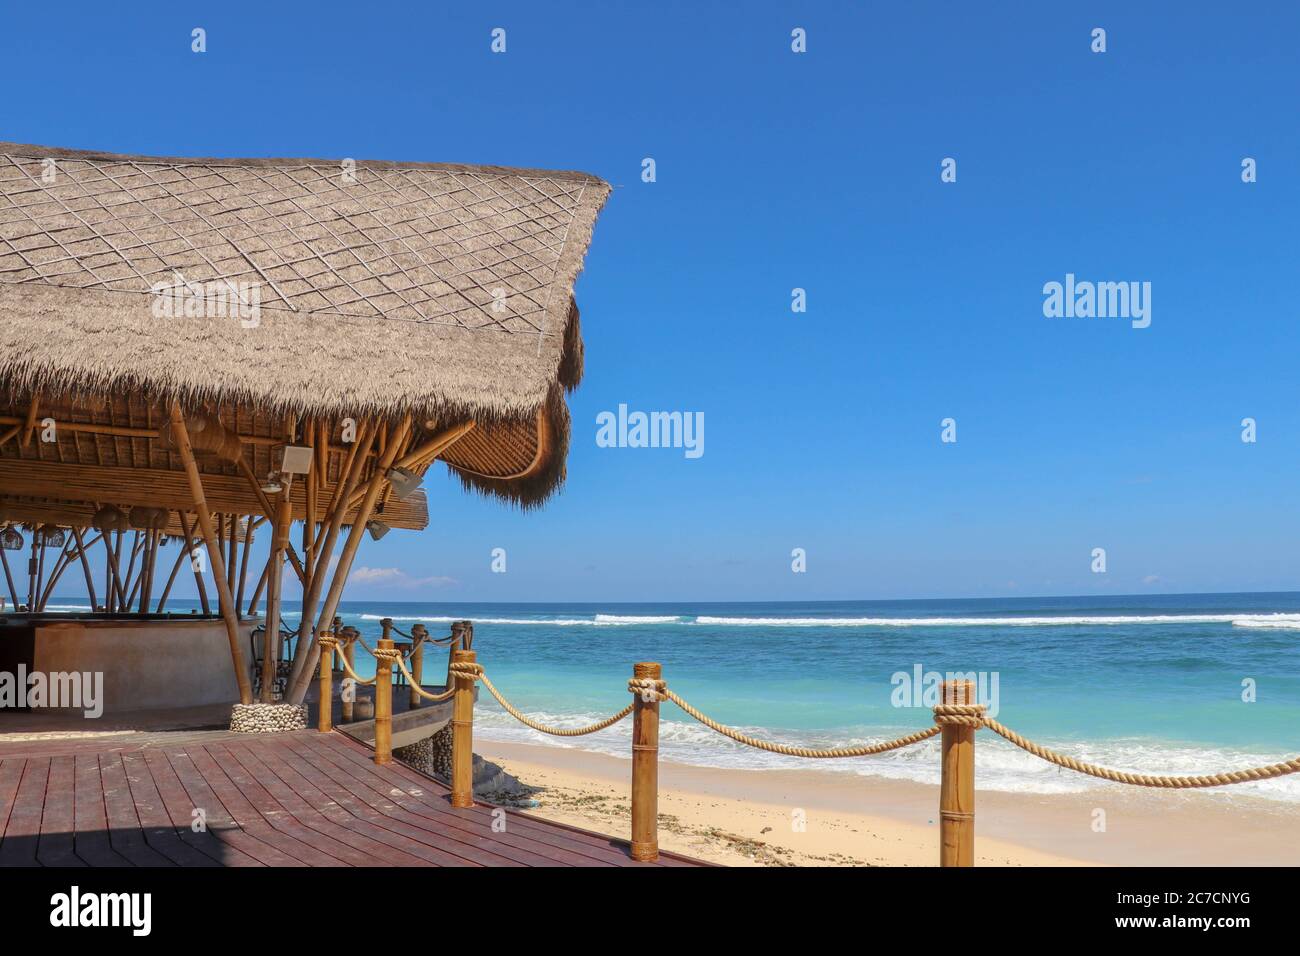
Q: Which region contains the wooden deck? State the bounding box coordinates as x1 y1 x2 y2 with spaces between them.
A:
0 730 703 867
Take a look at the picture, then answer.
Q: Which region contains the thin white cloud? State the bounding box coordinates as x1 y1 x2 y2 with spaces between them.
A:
348 566 458 590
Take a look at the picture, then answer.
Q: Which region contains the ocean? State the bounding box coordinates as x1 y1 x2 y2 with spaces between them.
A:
50 592 1300 802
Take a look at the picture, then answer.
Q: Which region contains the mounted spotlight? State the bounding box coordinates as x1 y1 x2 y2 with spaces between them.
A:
385 466 423 501
40 524 65 548
2 527 25 551
366 520 390 541
261 471 284 494
275 444 314 476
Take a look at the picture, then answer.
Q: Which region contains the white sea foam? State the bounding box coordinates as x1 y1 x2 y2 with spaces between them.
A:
695 613 1300 628
356 613 676 626
593 614 681 624
474 707 1300 803
350 611 1300 628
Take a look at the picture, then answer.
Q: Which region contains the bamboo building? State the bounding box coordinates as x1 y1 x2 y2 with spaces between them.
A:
0 142 610 717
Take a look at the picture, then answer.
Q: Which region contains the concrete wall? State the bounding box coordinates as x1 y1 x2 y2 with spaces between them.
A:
33 618 251 713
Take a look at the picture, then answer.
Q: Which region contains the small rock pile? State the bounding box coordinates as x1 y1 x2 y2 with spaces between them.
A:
230 702 308 733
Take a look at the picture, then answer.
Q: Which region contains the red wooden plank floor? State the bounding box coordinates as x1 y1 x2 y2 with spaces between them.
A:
0 730 703 867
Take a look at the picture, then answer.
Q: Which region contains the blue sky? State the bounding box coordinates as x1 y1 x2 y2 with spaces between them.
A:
6 2 1300 602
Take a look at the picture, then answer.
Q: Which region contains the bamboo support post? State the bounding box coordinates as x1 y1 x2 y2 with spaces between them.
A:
630 661 662 861
450 647 477 808
169 402 253 704
318 632 333 733
939 679 977 867
409 629 424 708
373 637 395 765
445 621 466 687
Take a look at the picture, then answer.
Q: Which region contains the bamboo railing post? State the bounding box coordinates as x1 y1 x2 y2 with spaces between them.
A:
450 647 477 808
939 679 977 867
445 621 465 687
409 624 426 709
317 632 333 733
630 661 662 862
374 637 395 765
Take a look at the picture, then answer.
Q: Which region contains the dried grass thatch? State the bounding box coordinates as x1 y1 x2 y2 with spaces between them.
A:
0 143 610 506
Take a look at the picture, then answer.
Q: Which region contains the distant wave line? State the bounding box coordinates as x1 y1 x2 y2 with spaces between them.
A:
348 611 1300 628
695 613 1300 628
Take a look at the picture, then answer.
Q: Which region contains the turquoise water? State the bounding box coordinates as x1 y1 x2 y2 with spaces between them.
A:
54 592 1300 800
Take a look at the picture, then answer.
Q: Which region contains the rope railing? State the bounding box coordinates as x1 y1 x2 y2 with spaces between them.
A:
313 623 1298 865
981 716 1300 789
661 686 941 757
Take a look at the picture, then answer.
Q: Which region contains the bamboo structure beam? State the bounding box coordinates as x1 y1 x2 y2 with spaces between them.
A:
286 415 411 704
342 421 475 514
20 392 40 449
70 527 98 611
0 458 428 530
170 402 252 705
0 544 19 607
283 420 375 687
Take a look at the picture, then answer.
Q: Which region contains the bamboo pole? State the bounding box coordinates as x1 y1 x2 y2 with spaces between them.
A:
317 631 333 733
341 421 474 514
155 515 196 613
630 661 662 861
245 559 267 615
445 622 465 689
341 631 356 723
169 402 253 704
373 636 395 766
234 456 307 584
0 545 19 608
449 647 477 807
939 679 977 867
70 528 98 612
235 513 255 616
27 535 39 610
260 480 293 703
20 391 40 449
139 530 158 614
37 538 74 610
286 415 410 704
408 629 424 709
192 533 211 615
225 515 237 597
282 421 375 680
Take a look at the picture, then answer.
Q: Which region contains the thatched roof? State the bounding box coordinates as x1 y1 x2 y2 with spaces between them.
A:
0 143 610 506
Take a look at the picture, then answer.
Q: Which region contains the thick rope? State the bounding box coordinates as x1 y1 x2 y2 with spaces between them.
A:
981 718 1300 788
315 634 376 686
330 640 376 686
389 652 455 703
933 703 986 727
664 687 940 757
460 664 633 737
